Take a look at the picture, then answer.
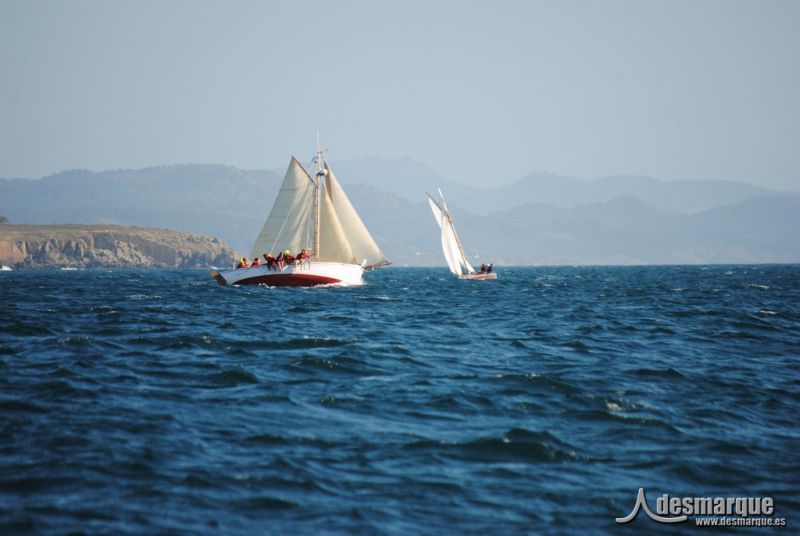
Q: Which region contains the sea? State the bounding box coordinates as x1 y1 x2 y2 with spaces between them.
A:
1 266 798 534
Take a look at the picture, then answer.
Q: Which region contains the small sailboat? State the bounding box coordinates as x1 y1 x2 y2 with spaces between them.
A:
427 189 497 280
212 147 389 287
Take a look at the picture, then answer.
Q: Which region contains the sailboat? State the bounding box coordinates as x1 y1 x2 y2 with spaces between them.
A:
427 189 497 280
211 148 389 287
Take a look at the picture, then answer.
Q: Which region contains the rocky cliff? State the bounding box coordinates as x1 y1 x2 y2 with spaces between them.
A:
0 224 238 269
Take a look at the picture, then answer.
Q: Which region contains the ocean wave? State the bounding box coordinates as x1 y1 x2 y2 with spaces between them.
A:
404 428 587 463
1 266 798 533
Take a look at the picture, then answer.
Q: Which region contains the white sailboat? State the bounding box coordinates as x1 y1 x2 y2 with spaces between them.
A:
427 189 497 280
212 148 389 287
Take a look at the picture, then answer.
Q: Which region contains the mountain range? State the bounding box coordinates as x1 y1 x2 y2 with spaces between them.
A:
1 159 798 266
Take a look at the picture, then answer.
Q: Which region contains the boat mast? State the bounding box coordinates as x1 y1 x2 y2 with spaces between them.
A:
314 131 323 259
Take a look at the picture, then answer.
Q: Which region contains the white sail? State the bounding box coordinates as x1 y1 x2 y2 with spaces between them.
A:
325 163 389 268
439 191 475 275
428 191 475 276
250 157 315 259
428 194 460 275
441 215 468 276
318 182 357 263
428 195 444 230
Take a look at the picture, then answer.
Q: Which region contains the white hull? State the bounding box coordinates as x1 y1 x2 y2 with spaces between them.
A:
458 272 497 280
212 261 364 287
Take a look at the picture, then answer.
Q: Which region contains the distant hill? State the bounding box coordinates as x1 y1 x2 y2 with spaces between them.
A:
2 160 798 265
463 194 800 265
485 173 778 214
330 159 780 215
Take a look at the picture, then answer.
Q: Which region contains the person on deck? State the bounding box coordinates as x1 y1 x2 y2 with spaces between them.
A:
263 253 276 271
283 250 295 265
296 249 310 265
250 257 261 267
235 257 247 269
487 264 493 273
275 251 286 270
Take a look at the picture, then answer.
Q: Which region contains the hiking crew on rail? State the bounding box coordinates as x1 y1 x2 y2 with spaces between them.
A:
235 248 312 270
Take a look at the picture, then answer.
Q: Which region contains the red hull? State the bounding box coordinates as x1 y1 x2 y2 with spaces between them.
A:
230 272 341 287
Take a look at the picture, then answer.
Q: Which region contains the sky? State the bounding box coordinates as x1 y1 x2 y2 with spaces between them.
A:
1 0 798 189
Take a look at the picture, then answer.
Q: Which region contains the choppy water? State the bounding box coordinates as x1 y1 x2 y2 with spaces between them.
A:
1 266 799 534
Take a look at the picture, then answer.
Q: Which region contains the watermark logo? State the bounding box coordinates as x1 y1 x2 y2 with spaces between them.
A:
616 488 687 524
616 488 787 527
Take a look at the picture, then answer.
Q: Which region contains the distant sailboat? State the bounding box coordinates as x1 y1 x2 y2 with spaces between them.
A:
212 147 389 287
427 189 497 280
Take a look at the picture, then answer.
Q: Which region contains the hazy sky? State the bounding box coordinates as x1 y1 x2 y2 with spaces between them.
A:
1 0 798 189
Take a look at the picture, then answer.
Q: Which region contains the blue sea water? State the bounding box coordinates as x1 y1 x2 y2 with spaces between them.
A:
0 266 798 534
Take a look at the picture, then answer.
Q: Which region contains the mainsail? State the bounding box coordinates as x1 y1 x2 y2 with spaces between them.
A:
427 191 475 276
250 157 315 259
249 155 388 268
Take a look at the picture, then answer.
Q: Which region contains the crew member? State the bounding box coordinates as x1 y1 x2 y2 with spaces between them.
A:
263 253 276 271
296 248 310 265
